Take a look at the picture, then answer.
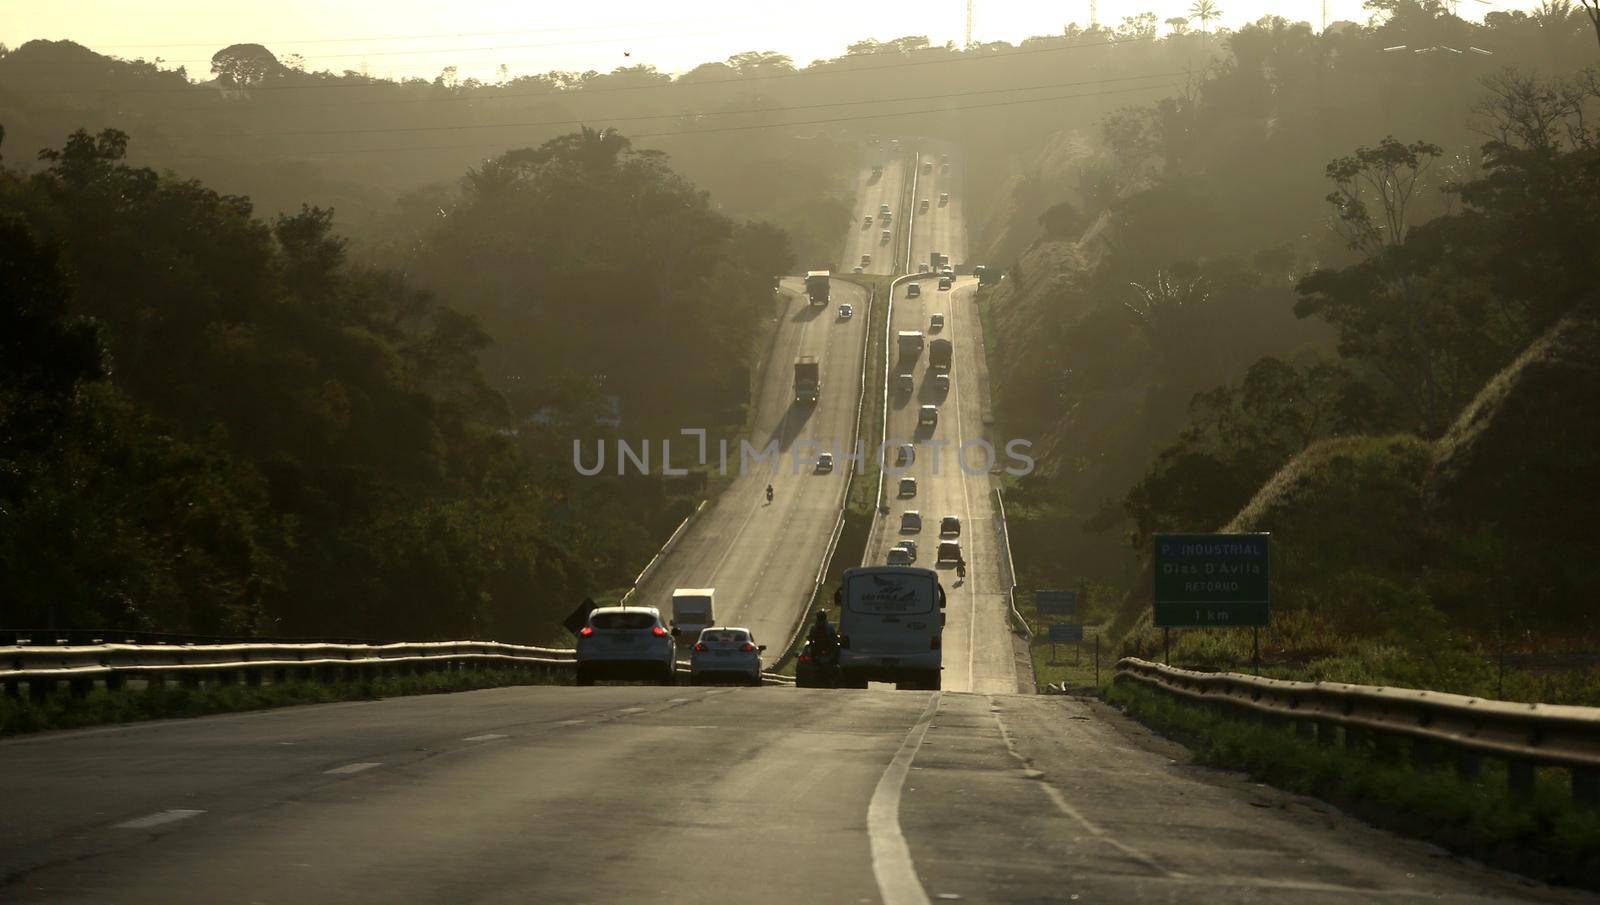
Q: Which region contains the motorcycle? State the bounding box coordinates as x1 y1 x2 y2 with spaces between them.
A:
766 484 774 504
796 641 841 688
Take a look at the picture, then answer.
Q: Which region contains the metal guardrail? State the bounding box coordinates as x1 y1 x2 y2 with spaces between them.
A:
1116 657 1600 806
620 499 707 606
992 488 1030 639
1 637 794 697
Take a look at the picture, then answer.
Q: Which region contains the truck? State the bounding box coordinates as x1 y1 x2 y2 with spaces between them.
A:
929 251 941 271
897 330 925 358
793 356 820 404
929 338 952 372
975 264 999 286
670 588 716 643
834 566 945 690
805 270 830 305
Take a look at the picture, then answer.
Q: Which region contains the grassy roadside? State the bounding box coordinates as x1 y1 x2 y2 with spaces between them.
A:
0 668 565 737
1107 680 1600 889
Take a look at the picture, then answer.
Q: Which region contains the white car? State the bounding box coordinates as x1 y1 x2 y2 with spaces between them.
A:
922 161 933 174
918 404 938 427
838 303 854 319
853 265 865 274
880 229 892 243
890 541 918 563
816 452 834 473
918 263 930 273
689 627 765 686
900 510 922 532
939 192 949 205
863 215 874 228
920 198 930 212
898 476 918 497
938 276 952 291
576 606 676 686
861 253 872 266
906 283 922 298
930 313 945 330
934 373 950 393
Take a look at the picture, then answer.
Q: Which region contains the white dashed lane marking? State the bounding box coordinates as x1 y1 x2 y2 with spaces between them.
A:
115 809 204 829
324 762 382 775
462 734 508 742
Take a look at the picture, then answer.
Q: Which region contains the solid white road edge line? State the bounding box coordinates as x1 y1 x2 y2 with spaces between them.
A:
114 809 204 829
868 691 941 905
462 733 508 742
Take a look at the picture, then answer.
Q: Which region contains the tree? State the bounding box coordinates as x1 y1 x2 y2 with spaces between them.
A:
209 43 288 89
1190 0 1223 33
1583 0 1600 51
1321 136 1442 254
1166 16 1192 35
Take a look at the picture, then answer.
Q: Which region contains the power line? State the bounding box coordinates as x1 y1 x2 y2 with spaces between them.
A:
5 34 1156 96
166 79 1185 159
178 71 1186 139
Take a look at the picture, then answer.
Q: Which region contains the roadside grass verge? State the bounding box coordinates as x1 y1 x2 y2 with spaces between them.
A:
1108 679 1600 889
0 667 565 737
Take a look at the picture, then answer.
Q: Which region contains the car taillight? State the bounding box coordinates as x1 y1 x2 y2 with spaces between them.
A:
579 626 594 637
930 636 941 649
652 625 668 637
741 642 756 652
838 634 850 649
798 653 813 662
694 642 708 652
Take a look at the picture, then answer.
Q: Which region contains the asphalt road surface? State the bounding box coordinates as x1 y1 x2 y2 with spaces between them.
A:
843 148 911 277
2 686 1589 904
864 142 1023 694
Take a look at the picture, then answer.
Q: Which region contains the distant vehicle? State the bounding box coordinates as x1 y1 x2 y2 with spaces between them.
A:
906 282 922 298
805 270 830 305
937 540 963 565
816 452 834 473
898 476 918 497
671 588 716 642
890 540 918 562
576 606 676 686
794 356 821 404
887 545 914 566
882 211 893 225
689 627 765 686
900 510 922 532
941 516 961 537
939 192 949 205
934 373 950 393
929 251 942 270
975 264 1000 286
835 566 945 690
863 215 874 228
880 202 891 215
922 161 933 174
940 152 949 162
861 253 872 266
919 198 930 212
853 265 865 274
897 330 925 357
838 303 854 319
938 276 952 291
897 373 914 394
930 313 945 330
895 443 914 466
929 338 952 372
941 163 950 175
880 229 892 243
941 264 955 277
917 263 930 273
795 641 839 688
918 404 938 427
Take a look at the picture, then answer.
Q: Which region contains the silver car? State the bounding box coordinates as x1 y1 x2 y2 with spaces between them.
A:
576 606 676 685
689 627 765 686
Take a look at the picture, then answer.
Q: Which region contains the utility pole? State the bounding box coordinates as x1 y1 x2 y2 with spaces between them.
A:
1090 0 1099 29
965 0 974 48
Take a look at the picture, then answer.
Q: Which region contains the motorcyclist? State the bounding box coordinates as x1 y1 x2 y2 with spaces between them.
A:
766 483 774 503
808 609 839 663
956 557 967 581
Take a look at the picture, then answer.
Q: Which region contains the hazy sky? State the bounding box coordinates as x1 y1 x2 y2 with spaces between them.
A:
7 0 1528 82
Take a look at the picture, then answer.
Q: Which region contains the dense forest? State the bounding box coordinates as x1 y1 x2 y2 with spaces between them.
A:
0 124 787 640
972 1 1600 681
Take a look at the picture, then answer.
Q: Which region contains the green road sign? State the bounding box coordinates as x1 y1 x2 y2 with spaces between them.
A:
1152 533 1270 627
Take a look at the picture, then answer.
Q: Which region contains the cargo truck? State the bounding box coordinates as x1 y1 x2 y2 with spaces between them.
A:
793 356 820 404
805 271 830 305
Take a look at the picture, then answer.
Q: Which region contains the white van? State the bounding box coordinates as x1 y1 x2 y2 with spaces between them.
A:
670 588 715 641
835 566 944 689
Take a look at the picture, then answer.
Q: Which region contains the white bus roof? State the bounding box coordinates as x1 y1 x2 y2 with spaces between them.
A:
672 588 715 597
805 270 830 278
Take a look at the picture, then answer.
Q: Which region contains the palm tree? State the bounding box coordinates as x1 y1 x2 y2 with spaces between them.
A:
1188 0 1221 32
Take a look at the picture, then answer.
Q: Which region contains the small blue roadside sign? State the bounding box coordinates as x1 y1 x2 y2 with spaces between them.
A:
1048 623 1084 643
1036 590 1077 617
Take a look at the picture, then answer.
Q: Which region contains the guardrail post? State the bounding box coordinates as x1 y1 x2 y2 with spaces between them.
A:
1573 769 1600 810
69 677 93 699
1372 731 1403 763
272 667 287 685
244 667 262 687
215 669 237 687
105 672 125 693
1294 719 1316 740
180 671 201 690
1411 739 1441 770
1315 721 1337 745
3 678 19 697
1454 750 1482 781
1507 760 1536 799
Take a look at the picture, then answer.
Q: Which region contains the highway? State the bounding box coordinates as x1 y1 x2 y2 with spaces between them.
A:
863 143 1024 694
2 685 1586 903
621 155 905 659
2 141 1592 905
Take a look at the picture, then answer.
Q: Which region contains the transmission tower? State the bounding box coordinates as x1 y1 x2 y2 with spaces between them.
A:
965 0 974 48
